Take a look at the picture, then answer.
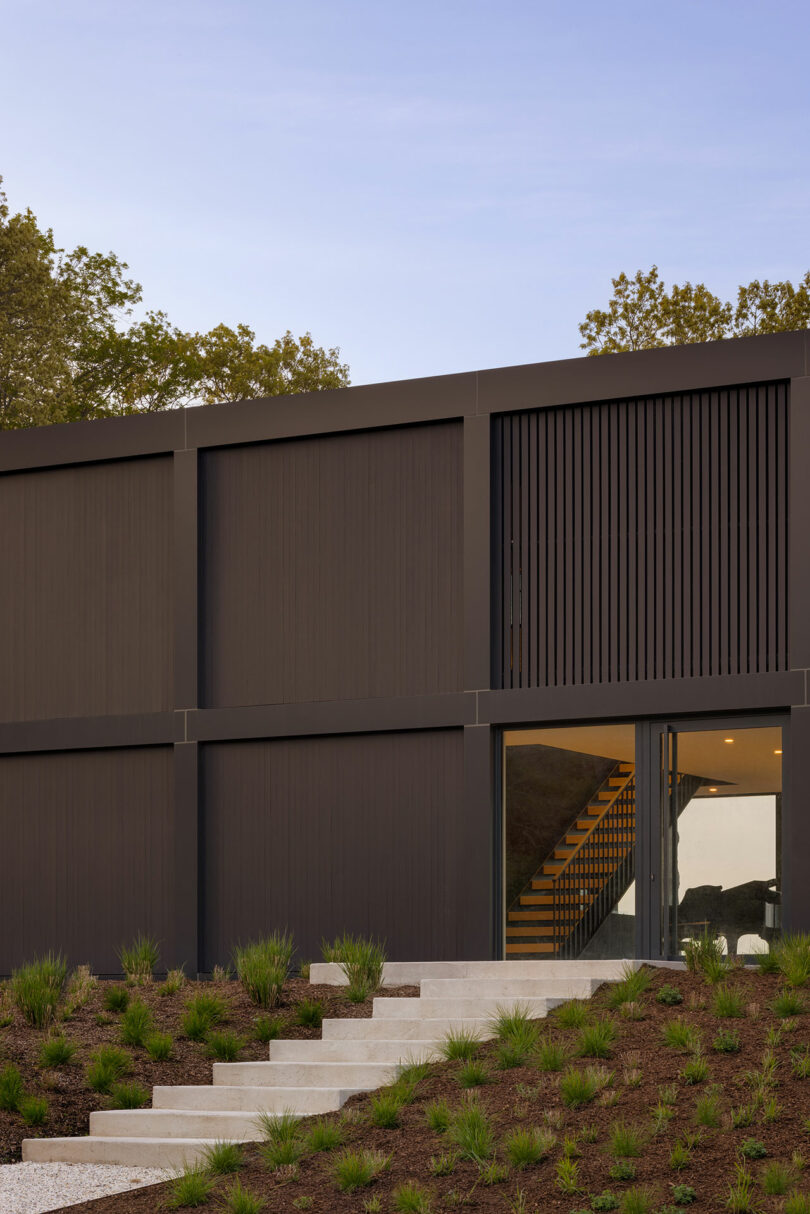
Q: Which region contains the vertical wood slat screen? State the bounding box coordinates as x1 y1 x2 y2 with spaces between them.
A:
494 382 789 688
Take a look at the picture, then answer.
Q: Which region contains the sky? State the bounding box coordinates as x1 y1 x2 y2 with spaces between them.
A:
2 0 808 387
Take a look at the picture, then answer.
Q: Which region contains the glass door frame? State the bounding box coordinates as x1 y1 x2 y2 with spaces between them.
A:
637 712 789 961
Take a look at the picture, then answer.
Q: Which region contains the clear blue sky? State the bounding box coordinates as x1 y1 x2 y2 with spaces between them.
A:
2 0 808 386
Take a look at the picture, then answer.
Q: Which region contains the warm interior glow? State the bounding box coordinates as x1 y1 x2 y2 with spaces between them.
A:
724 738 734 744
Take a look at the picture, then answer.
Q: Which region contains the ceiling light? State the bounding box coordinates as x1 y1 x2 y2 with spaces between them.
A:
774 749 783 755
709 787 718 793
724 738 734 744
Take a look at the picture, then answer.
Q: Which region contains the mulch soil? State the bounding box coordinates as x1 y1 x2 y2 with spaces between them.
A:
0 976 417 1166
51 967 810 1213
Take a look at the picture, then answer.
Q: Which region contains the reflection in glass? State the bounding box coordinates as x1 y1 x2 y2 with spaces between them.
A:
664 727 782 957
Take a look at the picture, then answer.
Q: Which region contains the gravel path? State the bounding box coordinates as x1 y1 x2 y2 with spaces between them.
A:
0 1162 171 1213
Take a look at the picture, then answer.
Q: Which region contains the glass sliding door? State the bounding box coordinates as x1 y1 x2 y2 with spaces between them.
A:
503 724 636 959
658 723 783 959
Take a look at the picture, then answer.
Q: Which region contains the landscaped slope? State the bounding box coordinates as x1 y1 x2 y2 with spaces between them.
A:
57 957 810 1213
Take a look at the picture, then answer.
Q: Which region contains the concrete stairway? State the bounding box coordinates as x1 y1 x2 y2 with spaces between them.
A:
22 959 634 1168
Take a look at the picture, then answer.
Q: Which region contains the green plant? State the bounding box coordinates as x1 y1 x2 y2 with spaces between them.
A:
448 1100 495 1162
556 1000 591 1029
761 1095 782 1122
257 1109 303 1169
294 998 324 1029
322 933 386 997
166 1164 213 1208
662 1019 701 1052
305 1117 343 1152
578 1018 617 1058
332 1147 389 1191
492 1004 540 1043
775 933 810 987
219 1177 266 1213
562 1132 581 1158
234 932 295 1008
109 1081 149 1109
504 1126 555 1168
650 1101 675 1133
713 1028 741 1053
609 1120 645 1158
619 1188 655 1214
207 1030 243 1061
19 1095 48 1126
117 933 160 983
362 1199 382 1214
592 1193 621 1211
555 1156 581 1194
740 1139 767 1159
729 1104 757 1129
440 1028 481 1061
560 1065 600 1107
120 999 153 1046
683 931 726 979
392 1181 433 1212
670 1183 697 1204
713 984 745 1018
536 1038 566 1071
694 1086 722 1127
182 991 228 1040
754 947 780 974
680 1054 709 1085
425 1099 450 1133
61 965 96 1017
658 1083 678 1105
479 1158 509 1184
0 984 13 1028
669 1142 691 1170
160 967 187 996
657 985 684 1006
39 1035 76 1067
607 964 652 1008
292 1198 313 1211
85 1045 131 1094
496 1037 535 1069
761 1160 791 1195
773 988 805 1017
725 1160 756 1213
429 1152 456 1176
202 1139 244 1175
457 1059 490 1088
369 1091 402 1128
785 1194 810 1214
792 1048 810 1078
253 1014 282 1042
609 1161 637 1182
11 953 67 1028
145 1031 173 1060
103 985 130 1013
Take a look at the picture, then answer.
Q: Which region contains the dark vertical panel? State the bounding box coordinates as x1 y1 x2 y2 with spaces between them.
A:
173 450 198 711
0 456 173 722
200 730 467 966
174 742 199 975
496 382 789 688
202 423 463 706
463 416 492 691
0 747 174 974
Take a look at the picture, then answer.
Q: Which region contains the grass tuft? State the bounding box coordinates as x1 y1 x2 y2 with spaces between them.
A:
447 1099 495 1162
555 999 590 1030
606 964 652 1009
108 1082 149 1109
504 1125 555 1168
456 1059 490 1088
19 1095 48 1126
85 1045 131 1094
578 1018 617 1058
206 1029 243 1061
425 1099 450 1133
536 1039 567 1071
321 934 386 1000
119 999 153 1046
369 1091 402 1128
253 1014 282 1043
332 1147 389 1191
202 1140 244 1175
306 1117 344 1152
117 933 159 983
145 1031 173 1060
182 991 228 1041
234 933 294 1008
39 1035 76 1068
392 1181 433 1212
166 1164 213 1209
11 953 66 1028
712 984 746 1018
662 1018 701 1052
608 1120 646 1158
103 985 129 1013
772 988 805 1017
219 1177 266 1213
439 1028 481 1061
295 999 324 1028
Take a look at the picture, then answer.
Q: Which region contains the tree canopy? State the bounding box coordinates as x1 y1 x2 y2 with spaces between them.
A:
0 178 349 429
579 266 810 356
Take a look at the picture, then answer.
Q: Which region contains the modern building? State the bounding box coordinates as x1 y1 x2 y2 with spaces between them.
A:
1 330 807 975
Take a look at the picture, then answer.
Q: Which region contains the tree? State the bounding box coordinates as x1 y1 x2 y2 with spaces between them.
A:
0 178 350 429
579 266 810 356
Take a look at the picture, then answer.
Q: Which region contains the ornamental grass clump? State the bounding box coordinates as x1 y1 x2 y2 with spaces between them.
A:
202 1140 244 1175
555 999 590 1029
775 933 810 988
425 1099 450 1133
504 1126 555 1168
120 999 153 1046
103 985 129 1013
772 988 806 1017
117 933 160 984
0 1064 24 1112
447 1099 495 1162
662 1018 701 1052
332 1147 390 1191
369 1091 403 1128
109 1081 149 1109
439 1028 481 1062
39 1035 76 1068
322 934 387 1002
306 1117 344 1153
85 1045 131 1094
295 998 324 1028
606 964 652 1009
258 1110 304 1170
392 1181 433 1212
220 1178 266 1214
234 933 294 1008
683 932 728 982
578 1018 617 1058
712 983 746 1018
182 991 228 1040
207 1029 243 1061
11 953 67 1028
145 1031 173 1060
609 1120 646 1158
166 1164 213 1209
536 1039 567 1071
19 1095 48 1126
559 1064 607 1107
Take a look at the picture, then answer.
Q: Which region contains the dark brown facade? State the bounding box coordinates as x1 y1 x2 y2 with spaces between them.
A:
1 331 809 973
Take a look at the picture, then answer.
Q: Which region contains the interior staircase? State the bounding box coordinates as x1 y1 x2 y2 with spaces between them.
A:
507 762 636 958
22 960 635 1168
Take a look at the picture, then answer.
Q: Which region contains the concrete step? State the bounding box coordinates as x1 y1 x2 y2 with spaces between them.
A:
419 977 602 999
310 958 636 986
152 1085 347 1113
268 1039 440 1063
321 1016 496 1040
23 1136 220 1168
371 996 563 1019
213 1060 397 1088
90 1109 265 1140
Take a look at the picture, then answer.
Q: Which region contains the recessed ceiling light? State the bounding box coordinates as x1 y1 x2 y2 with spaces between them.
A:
709 787 718 793
724 738 734 744
774 749 783 755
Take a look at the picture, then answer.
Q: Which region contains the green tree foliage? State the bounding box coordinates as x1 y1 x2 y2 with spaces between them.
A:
0 178 349 429
579 265 810 356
